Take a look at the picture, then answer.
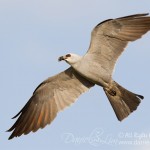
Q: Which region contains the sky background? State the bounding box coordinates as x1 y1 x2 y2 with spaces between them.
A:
1 0 150 149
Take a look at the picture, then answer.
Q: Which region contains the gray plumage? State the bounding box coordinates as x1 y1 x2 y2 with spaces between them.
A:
8 13 150 139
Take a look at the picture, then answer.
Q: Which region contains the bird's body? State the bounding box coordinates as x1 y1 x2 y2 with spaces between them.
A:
8 13 150 139
70 54 111 86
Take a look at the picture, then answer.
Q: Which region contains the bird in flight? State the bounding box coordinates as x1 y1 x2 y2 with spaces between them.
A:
8 13 150 139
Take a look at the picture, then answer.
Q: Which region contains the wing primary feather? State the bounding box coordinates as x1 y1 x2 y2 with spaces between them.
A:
23 104 41 135
8 102 37 139
117 13 149 19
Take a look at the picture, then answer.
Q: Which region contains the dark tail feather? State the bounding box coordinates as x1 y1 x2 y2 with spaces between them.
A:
104 81 144 121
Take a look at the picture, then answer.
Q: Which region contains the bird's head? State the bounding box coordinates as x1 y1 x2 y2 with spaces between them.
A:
58 53 82 65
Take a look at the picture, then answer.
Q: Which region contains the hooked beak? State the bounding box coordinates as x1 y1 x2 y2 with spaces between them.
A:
58 56 66 61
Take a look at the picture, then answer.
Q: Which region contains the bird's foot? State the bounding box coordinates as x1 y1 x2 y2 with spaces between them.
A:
107 89 116 96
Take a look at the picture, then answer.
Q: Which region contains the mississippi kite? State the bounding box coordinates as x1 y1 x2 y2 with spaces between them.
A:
8 13 150 139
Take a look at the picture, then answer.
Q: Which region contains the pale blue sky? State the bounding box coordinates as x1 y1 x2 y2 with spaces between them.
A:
1 0 150 149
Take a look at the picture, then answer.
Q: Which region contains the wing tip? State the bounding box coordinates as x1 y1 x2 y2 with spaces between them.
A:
8 135 14 140
7 130 17 140
11 113 20 119
8 134 20 140
6 125 15 132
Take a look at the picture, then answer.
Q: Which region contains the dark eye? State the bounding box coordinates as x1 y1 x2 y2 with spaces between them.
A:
66 54 71 57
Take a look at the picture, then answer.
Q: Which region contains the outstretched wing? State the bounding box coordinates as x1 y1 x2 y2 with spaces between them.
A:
7 67 94 139
85 13 150 75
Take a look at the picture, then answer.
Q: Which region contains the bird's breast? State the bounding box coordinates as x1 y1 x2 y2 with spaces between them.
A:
72 60 111 87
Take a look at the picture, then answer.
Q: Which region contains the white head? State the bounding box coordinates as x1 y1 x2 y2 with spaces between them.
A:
58 53 82 65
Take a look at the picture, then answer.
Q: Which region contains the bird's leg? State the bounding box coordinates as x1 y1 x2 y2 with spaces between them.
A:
107 89 116 96
104 84 117 96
